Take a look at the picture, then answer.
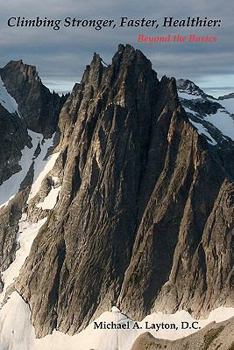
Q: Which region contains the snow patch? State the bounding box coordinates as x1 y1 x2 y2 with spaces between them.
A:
0 131 41 208
0 131 59 208
0 292 35 350
112 306 121 313
205 109 234 141
182 94 234 142
184 107 198 117
36 186 61 210
178 91 201 100
0 77 19 115
0 216 47 304
28 134 59 202
52 176 59 186
189 119 217 145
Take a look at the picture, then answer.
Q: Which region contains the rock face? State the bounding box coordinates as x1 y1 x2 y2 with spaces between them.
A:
0 60 65 137
0 105 30 185
14 45 234 338
131 317 234 350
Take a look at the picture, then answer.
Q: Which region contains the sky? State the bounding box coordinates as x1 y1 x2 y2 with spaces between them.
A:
0 0 233 97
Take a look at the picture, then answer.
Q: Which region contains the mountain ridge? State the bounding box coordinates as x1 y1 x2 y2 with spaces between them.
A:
0 45 233 346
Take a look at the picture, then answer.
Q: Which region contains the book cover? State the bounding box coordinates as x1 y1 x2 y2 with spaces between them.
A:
0 0 233 349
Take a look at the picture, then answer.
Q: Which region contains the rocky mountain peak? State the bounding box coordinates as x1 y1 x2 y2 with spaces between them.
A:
81 52 105 92
2 59 40 83
0 60 66 137
111 44 155 86
112 44 152 68
80 44 159 106
58 44 165 150
177 78 208 99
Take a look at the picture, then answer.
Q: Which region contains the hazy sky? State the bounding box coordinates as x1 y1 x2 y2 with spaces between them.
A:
0 0 233 96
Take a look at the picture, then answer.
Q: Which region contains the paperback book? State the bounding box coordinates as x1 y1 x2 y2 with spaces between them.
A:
0 1 233 349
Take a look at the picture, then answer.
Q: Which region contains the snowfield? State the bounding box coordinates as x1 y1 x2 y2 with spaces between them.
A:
179 84 234 143
0 131 41 207
178 91 202 100
0 131 58 208
189 119 217 145
205 109 234 141
0 216 47 304
36 186 61 210
0 292 233 350
27 133 59 202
